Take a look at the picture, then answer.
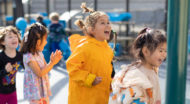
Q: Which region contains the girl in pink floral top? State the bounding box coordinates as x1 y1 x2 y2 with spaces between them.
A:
20 23 62 104
111 28 167 104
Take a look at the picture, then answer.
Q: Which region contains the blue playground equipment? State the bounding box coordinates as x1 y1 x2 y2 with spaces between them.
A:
39 12 48 17
5 16 13 21
109 43 122 56
107 12 132 22
28 18 36 25
43 18 51 26
59 39 71 60
5 16 13 25
43 36 71 62
15 17 27 38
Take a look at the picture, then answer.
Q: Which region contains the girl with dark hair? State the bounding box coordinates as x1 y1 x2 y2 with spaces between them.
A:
20 23 62 104
111 28 167 104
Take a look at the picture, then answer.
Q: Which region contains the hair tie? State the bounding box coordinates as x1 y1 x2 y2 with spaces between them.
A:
24 31 29 42
36 23 43 30
146 28 151 34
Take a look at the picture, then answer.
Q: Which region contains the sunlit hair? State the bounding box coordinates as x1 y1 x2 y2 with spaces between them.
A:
49 12 59 21
75 2 107 36
131 27 167 61
20 23 48 55
0 26 21 50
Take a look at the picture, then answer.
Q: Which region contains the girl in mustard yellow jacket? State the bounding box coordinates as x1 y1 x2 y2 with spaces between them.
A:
66 3 114 104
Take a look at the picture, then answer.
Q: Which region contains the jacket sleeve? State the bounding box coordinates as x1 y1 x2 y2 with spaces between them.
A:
66 46 96 87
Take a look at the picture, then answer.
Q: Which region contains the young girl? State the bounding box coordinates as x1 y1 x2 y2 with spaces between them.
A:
66 3 114 104
0 26 23 104
20 23 62 104
110 28 167 104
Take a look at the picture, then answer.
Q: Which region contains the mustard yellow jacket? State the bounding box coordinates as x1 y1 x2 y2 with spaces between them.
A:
68 34 86 52
66 36 113 104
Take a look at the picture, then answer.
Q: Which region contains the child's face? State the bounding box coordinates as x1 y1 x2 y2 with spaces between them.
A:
2 32 19 50
36 34 47 51
90 15 111 41
146 42 167 67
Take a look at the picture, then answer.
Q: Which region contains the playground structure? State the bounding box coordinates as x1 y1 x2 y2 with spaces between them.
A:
166 0 190 104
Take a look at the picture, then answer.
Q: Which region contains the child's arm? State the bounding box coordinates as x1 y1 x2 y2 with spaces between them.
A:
28 50 62 77
66 46 100 87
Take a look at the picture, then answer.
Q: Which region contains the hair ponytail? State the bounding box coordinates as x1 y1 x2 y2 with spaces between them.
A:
74 19 85 30
81 2 94 13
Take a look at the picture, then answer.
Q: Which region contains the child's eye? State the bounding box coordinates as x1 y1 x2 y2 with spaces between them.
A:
160 49 167 53
101 22 105 24
8 36 13 38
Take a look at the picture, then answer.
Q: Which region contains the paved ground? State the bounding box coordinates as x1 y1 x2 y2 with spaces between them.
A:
16 58 190 104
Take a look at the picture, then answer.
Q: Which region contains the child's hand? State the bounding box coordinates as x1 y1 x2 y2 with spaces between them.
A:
92 76 102 86
5 63 13 72
50 50 63 65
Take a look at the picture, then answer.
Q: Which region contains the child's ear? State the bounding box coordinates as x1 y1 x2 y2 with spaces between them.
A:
88 27 95 34
88 27 92 33
36 39 41 47
142 46 150 57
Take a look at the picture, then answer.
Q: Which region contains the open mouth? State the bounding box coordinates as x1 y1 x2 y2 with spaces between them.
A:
158 59 163 64
12 42 18 45
104 30 110 34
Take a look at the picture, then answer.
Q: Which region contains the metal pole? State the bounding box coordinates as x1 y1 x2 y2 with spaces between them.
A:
4 0 7 15
164 0 168 32
46 0 49 16
125 0 130 52
12 0 16 26
166 0 190 104
126 0 129 36
27 0 31 24
68 0 71 29
94 0 97 11
4 0 7 26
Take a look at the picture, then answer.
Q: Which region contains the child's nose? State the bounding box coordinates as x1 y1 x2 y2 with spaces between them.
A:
163 52 167 58
106 24 111 28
